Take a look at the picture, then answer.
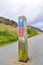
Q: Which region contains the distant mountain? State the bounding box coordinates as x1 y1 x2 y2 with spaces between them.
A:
27 26 43 32
27 25 43 38
0 17 17 27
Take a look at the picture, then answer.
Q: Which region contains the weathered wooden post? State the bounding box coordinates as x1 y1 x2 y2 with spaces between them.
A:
18 16 28 62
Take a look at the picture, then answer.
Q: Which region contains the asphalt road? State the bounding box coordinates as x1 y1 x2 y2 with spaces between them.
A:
0 34 43 65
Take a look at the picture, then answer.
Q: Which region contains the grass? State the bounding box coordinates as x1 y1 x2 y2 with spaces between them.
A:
0 23 18 47
0 23 41 47
27 27 41 38
0 31 18 46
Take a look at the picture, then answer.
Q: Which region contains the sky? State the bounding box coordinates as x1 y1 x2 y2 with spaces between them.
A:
0 0 43 30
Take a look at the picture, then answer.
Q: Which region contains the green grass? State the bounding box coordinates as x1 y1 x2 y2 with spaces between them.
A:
0 31 18 47
0 23 41 47
0 23 18 47
27 27 41 38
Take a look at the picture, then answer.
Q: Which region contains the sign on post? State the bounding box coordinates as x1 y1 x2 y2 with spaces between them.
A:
18 16 28 62
19 28 24 36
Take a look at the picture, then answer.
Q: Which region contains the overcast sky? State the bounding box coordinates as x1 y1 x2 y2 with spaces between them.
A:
0 0 43 30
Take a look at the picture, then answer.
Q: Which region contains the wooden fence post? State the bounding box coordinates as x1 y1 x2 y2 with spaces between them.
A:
18 16 28 62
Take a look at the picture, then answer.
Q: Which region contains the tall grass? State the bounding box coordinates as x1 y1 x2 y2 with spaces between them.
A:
0 23 18 46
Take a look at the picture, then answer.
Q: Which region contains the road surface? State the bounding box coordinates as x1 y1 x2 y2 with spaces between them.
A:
0 34 43 65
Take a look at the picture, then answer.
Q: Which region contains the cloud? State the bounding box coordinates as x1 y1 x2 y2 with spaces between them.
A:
31 22 43 30
0 0 43 29
30 5 43 29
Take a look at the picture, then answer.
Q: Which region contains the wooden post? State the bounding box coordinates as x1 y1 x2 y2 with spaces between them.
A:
18 16 28 62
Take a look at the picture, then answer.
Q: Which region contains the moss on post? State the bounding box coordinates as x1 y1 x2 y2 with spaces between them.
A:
18 40 28 62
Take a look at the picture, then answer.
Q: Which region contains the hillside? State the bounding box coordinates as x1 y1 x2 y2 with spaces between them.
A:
0 23 42 47
0 17 42 47
27 26 42 38
0 17 17 27
28 26 43 32
0 23 18 47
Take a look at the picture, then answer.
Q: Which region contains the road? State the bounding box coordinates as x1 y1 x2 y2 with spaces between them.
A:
0 34 43 65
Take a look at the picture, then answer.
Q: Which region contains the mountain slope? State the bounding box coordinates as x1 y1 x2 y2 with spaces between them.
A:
28 26 43 32
0 17 17 27
27 26 42 38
